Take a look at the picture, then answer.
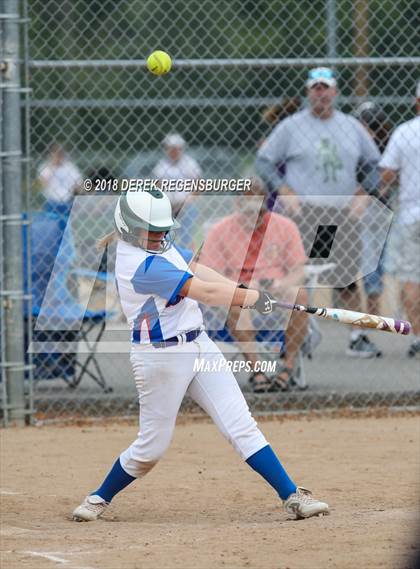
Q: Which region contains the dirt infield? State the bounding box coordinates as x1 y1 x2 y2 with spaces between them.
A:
1 415 419 569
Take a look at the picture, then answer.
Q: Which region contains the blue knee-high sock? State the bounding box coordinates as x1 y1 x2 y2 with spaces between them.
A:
246 445 297 500
92 458 136 503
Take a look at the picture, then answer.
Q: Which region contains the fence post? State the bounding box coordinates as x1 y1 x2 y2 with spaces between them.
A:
354 0 369 97
1 0 26 425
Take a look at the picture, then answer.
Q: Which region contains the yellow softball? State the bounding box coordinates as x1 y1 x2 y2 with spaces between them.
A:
146 50 172 76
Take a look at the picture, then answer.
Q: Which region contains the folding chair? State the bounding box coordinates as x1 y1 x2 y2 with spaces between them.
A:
25 211 113 393
64 308 111 393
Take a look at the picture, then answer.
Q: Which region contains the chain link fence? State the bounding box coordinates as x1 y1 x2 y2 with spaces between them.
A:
1 0 419 423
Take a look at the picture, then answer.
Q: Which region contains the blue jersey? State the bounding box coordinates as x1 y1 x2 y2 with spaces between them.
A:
115 240 203 344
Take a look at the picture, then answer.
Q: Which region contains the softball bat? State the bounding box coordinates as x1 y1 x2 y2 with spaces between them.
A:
277 302 411 335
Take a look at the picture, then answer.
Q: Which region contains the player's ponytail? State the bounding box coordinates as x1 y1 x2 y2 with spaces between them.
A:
97 230 117 250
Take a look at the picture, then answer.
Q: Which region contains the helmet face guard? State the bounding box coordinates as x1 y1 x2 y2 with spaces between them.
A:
136 228 177 254
114 190 180 253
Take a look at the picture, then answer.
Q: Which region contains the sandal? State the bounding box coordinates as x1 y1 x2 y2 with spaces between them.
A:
272 366 294 392
249 372 272 393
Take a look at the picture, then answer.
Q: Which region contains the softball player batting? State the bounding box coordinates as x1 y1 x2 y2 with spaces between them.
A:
72 189 329 522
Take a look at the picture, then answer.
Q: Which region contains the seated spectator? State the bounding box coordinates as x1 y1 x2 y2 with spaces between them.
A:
199 176 308 392
36 143 82 218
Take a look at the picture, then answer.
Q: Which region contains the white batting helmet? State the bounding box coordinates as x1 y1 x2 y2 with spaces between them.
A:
114 189 180 253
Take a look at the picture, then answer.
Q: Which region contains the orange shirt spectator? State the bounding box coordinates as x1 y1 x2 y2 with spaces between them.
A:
200 211 306 287
200 176 309 394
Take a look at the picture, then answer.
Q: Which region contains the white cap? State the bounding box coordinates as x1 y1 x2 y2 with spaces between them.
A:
416 81 420 98
162 133 186 148
306 67 337 88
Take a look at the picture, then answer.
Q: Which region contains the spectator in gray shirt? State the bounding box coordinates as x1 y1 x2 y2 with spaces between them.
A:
256 67 382 358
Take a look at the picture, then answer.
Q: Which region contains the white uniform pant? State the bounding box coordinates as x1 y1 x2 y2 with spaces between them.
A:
120 332 268 478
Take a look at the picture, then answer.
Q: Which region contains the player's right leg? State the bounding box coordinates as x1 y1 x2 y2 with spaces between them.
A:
187 332 329 519
73 343 198 521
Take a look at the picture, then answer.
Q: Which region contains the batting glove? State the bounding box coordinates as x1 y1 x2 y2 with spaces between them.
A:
252 290 277 315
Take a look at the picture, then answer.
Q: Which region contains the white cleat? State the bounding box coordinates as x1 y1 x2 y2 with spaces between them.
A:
284 487 329 519
72 494 109 522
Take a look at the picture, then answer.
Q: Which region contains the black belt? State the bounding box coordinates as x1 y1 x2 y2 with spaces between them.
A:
151 328 202 349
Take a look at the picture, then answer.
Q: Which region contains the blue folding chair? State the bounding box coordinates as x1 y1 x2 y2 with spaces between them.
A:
24 211 112 392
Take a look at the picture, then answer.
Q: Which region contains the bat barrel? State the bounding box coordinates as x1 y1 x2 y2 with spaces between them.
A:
394 320 411 335
306 307 412 335
276 302 411 336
